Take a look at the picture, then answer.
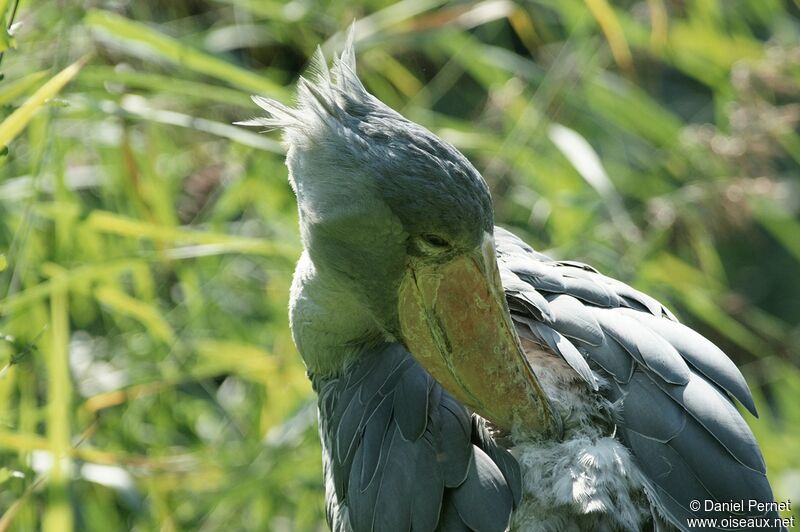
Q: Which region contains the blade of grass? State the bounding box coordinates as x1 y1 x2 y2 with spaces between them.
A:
548 123 640 241
84 210 297 258
0 430 206 469
94 286 176 345
0 57 87 153
193 339 281 380
0 475 46 532
79 66 253 107
646 0 668 49
584 74 683 146
111 95 283 153
0 71 48 106
583 0 633 73
0 0 16 56
85 10 287 98
42 277 72 532
0 259 146 316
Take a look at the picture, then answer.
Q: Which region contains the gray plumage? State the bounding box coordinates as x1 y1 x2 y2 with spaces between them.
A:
240 29 783 532
498 228 781 531
313 342 520 532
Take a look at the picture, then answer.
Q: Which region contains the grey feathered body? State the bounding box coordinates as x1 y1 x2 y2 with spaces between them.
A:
302 225 780 532
242 34 782 532
304 225 780 531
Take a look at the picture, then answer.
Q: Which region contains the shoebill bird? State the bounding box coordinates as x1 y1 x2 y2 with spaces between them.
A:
239 33 783 532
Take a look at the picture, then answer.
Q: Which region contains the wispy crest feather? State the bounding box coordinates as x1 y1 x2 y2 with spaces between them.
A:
236 25 368 136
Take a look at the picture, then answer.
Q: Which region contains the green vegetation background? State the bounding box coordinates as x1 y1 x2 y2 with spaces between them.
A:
0 0 798 530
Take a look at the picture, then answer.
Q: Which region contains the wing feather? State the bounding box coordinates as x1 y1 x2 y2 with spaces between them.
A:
649 370 766 473
592 308 691 385
621 371 686 443
619 307 758 416
314 342 521 532
394 368 430 441
452 447 515 532
495 226 778 532
357 394 393 491
531 322 599 391
545 294 604 346
580 336 635 384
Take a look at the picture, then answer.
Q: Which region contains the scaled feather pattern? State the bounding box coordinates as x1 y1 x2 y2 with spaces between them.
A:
497 227 779 531
312 343 521 532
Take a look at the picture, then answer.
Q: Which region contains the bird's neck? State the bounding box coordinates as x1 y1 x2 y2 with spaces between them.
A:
289 251 387 376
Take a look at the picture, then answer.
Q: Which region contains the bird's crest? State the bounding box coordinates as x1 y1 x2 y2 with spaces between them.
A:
236 25 370 139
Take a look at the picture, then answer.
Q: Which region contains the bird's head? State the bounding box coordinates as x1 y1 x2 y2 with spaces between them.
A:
240 32 557 435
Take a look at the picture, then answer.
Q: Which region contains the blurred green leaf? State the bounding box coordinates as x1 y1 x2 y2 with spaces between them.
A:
0 259 146 315
94 286 176 345
84 210 296 258
80 66 252 106
85 9 287 98
0 0 15 54
0 2 798 530
0 72 47 106
0 57 86 153
111 96 283 152
0 29 15 55
751 199 800 265
583 0 633 72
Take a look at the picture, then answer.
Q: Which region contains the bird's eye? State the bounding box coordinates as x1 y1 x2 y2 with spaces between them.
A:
420 234 450 249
